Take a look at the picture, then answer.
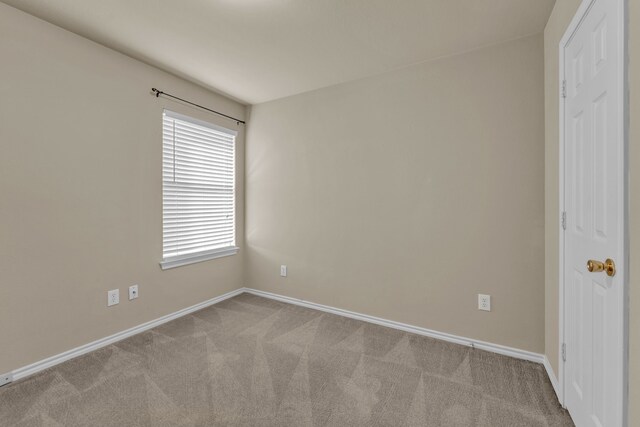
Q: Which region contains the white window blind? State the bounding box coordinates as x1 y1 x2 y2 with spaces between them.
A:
161 110 238 269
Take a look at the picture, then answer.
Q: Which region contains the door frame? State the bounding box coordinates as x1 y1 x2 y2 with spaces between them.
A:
558 0 629 422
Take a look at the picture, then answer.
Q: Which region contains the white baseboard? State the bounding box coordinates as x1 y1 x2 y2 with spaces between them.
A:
242 288 545 364
10 288 244 382
543 355 563 404
7 286 552 388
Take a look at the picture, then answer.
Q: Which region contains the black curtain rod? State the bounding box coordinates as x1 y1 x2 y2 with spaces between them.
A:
151 88 245 125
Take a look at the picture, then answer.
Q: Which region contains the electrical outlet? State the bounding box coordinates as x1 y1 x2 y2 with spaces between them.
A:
280 265 287 277
478 294 491 311
0 372 13 387
129 285 139 300
107 289 120 307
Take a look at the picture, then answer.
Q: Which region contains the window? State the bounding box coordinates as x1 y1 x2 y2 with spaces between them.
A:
161 110 238 269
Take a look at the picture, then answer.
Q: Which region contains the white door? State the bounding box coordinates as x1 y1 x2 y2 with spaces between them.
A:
562 0 625 426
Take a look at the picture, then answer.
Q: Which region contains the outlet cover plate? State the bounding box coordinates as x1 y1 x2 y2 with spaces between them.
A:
107 289 120 307
129 285 139 300
478 294 491 311
280 265 287 277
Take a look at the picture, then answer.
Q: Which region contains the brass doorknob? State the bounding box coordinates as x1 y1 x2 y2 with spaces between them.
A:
587 259 616 277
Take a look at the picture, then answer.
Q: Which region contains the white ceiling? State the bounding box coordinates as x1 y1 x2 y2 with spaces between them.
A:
2 0 555 104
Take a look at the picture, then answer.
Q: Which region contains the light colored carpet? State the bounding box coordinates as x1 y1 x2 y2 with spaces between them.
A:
0 293 573 426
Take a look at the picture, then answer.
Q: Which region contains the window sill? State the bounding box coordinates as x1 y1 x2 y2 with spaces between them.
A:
160 246 239 270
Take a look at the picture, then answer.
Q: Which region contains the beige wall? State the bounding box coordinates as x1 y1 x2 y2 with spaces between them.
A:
0 3 246 374
246 34 545 353
629 0 639 423
542 0 582 381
